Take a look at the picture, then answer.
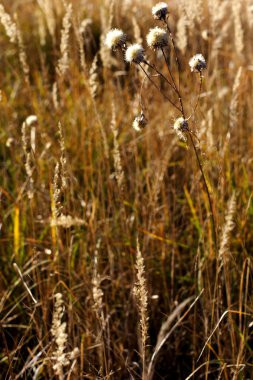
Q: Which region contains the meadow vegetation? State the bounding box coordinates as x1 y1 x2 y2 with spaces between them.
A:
0 0 253 379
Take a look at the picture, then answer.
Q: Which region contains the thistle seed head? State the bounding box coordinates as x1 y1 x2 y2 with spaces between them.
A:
146 27 168 49
152 2 168 20
132 112 147 131
125 43 145 64
174 117 188 131
105 28 126 50
189 54 206 73
173 117 188 141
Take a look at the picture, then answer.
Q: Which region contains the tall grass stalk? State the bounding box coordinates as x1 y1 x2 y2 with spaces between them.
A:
133 238 149 379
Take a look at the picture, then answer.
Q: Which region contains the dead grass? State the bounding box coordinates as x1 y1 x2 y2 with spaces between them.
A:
0 0 253 379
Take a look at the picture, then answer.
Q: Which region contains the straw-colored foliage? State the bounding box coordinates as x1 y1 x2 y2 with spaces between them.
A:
0 0 253 379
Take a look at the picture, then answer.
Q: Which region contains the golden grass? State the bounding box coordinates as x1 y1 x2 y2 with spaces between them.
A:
0 0 253 379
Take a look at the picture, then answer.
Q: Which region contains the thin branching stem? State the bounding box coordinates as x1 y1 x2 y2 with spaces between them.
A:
144 59 176 92
160 47 177 90
189 73 203 119
163 16 181 91
139 76 147 110
139 64 182 112
143 51 216 252
161 47 185 115
141 24 216 254
143 56 216 255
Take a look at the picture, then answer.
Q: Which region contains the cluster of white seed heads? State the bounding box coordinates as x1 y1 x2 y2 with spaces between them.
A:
105 2 206 135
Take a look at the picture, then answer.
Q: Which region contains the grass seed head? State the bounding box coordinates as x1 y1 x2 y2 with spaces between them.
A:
25 115 38 127
146 27 168 49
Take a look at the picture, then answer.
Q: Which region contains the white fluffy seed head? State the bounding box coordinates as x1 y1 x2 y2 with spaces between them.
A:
174 117 188 131
189 54 206 73
105 28 126 50
132 112 147 131
125 43 145 64
146 27 168 49
152 2 168 20
173 117 188 141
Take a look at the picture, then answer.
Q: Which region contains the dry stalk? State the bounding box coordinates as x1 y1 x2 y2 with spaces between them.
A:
229 67 243 130
92 242 107 374
51 293 79 380
57 2 73 76
21 116 38 200
218 192 237 264
197 309 251 363
232 0 244 57
13 263 37 304
50 214 85 228
89 54 100 99
52 162 62 219
176 12 188 54
58 122 67 190
0 4 17 43
133 238 149 379
37 0 56 43
132 16 143 45
52 82 60 110
89 54 109 158
76 18 92 71
147 290 204 380
218 192 237 360
0 7 29 82
15 18 30 83
110 102 124 190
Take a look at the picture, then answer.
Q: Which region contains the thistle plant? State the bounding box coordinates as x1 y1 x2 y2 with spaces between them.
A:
105 2 217 251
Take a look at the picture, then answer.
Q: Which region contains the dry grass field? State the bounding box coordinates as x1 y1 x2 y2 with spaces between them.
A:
0 0 253 379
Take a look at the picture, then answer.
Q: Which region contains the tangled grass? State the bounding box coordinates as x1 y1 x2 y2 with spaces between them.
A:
0 0 253 379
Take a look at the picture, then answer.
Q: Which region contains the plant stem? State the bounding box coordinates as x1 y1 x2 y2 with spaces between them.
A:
189 73 203 119
163 17 181 91
139 64 182 112
144 59 176 92
141 29 216 252
161 47 185 115
160 47 177 91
